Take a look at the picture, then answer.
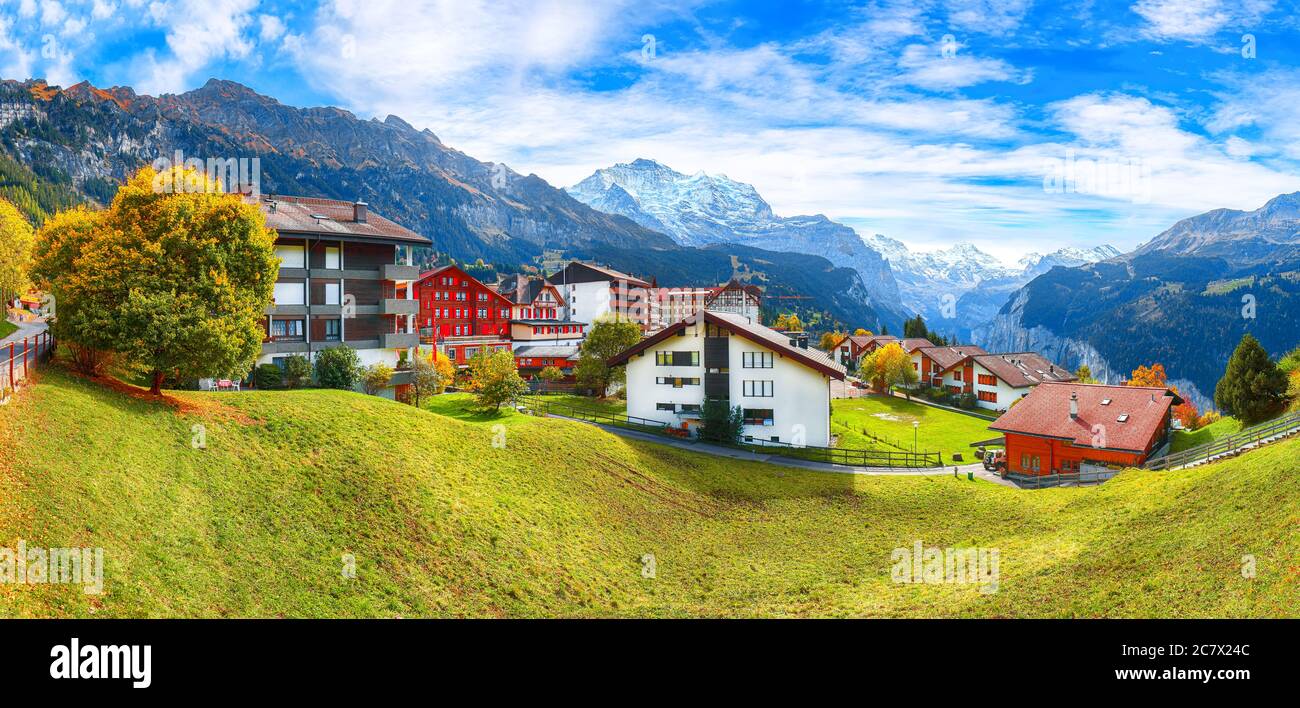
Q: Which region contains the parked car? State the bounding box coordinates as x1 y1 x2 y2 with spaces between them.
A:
982 449 1007 475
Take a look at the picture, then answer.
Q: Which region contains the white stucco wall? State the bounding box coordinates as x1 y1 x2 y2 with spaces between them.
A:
624 318 833 447
968 360 1031 411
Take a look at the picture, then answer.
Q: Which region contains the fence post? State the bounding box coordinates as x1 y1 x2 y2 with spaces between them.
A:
22 336 28 378
8 342 12 385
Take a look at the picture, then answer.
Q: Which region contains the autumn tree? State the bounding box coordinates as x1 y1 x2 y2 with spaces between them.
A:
859 342 918 393
1074 364 1098 384
361 363 394 395
1214 334 1287 424
537 365 563 393
819 330 846 351
432 350 456 393
576 317 642 397
1172 397 1200 431
30 166 277 394
468 349 528 410
772 312 803 331
854 328 871 337
1126 363 1168 388
408 355 447 408
0 198 34 305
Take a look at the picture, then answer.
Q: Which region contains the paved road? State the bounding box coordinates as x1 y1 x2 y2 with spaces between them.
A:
549 413 1011 483
1 318 48 350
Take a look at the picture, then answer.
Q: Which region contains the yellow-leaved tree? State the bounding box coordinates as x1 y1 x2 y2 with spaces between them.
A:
30 166 279 393
0 197 35 305
859 342 917 393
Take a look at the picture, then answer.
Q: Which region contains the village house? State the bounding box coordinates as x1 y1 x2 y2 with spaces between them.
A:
829 334 876 368
955 352 1076 411
911 344 986 390
255 195 427 396
608 310 846 447
548 262 653 331
989 382 1182 474
648 279 764 331
415 264 513 366
496 273 585 381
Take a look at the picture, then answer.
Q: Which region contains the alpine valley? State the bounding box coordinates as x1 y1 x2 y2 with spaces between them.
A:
975 193 1300 409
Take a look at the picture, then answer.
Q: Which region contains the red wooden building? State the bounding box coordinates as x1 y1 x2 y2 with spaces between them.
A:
988 382 1181 475
415 265 513 365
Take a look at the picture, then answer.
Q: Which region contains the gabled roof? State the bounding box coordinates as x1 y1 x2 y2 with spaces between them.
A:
497 274 566 307
547 261 652 288
607 310 846 379
972 353 1076 388
417 265 514 305
254 195 430 245
830 334 876 351
989 382 1182 453
897 338 935 353
917 345 987 371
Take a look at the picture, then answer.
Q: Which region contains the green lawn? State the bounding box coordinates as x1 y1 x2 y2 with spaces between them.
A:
0 320 16 340
833 395 996 463
1170 416 1243 452
1 365 1297 618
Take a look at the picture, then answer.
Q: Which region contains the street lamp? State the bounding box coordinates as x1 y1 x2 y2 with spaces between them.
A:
913 420 919 453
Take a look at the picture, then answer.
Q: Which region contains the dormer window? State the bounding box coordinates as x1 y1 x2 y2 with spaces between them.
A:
1116 414 1129 423
1100 399 1111 405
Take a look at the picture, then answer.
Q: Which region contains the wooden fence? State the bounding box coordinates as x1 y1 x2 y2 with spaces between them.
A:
1143 410 1300 471
518 395 944 469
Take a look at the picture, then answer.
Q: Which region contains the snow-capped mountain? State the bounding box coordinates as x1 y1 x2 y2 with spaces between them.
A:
859 236 1120 339
568 159 908 322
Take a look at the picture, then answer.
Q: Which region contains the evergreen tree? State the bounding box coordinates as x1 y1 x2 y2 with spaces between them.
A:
1214 334 1287 424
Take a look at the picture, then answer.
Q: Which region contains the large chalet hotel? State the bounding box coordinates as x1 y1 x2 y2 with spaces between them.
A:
255 195 426 396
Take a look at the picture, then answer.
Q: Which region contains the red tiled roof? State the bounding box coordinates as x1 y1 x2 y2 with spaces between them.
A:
254 195 430 245
897 338 935 353
917 344 987 370
972 352 1075 388
608 310 846 379
989 382 1182 453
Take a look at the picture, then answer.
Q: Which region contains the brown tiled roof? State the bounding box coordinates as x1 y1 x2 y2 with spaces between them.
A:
254 195 430 245
918 344 987 370
497 274 564 306
897 338 935 353
973 353 1076 388
989 382 1182 453
608 310 846 379
548 262 652 288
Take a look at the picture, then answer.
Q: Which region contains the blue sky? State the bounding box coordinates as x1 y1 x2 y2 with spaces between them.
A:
3 0 1300 263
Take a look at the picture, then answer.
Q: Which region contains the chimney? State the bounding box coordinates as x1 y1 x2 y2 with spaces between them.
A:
1069 391 1079 419
354 201 368 223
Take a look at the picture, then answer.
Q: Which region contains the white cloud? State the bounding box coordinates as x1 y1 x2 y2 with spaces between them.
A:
92 0 117 20
40 1 67 26
896 42 1027 89
258 14 284 42
1132 0 1275 42
129 0 258 95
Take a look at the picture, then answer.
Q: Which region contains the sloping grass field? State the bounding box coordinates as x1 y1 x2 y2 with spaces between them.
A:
833 395 995 462
1 365 1296 618
1171 416 1244 452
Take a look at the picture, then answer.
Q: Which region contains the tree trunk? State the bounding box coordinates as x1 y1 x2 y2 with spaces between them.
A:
150 370 164 396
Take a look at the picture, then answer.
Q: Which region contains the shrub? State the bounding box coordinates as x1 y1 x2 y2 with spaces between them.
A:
254 363 283 390
699 397 743 444
956 392 977 410
361 363 394 396
315 345 360 390
281 354 311 388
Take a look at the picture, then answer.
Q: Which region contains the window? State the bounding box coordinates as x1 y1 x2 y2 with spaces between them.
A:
270 318 304 340
742 351 773 368
679 404 701 413
477 308 488 318
742 408 774 426
655 351 699 366
273 282 305 305
324 282 341 305
275 243 306 268
324 318 341 342
977 390 998 403
1019 454 1040 473
457 292 467 301
656 403 677 411
655 377 700 387
324 246 340 269
978 374 997 386
947 385 962 394
743 380 774 397
953 369 963 381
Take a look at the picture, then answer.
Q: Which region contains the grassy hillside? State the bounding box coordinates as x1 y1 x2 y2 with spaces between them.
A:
1 365 1296 618
1171 416 1243 452
833 395 993 462
0 320 16 340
